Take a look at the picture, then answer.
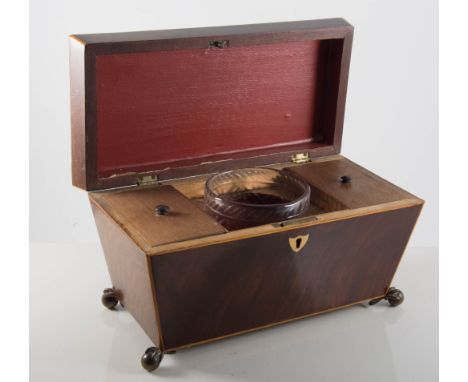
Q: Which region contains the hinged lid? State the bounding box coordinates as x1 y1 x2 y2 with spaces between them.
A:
70 18 353 191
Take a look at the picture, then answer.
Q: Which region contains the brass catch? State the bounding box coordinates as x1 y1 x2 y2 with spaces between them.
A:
137 175 158 187
291 152 310 164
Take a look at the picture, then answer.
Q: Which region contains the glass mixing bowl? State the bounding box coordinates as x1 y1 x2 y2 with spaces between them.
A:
204 167 310 230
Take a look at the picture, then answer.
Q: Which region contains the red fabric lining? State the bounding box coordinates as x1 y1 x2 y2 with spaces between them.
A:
95 41 325 177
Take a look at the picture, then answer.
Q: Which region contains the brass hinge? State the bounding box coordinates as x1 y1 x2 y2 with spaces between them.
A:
291 152 310 164
137 175 159 187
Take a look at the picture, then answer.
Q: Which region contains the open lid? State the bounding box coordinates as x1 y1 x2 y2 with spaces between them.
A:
70 18 353 191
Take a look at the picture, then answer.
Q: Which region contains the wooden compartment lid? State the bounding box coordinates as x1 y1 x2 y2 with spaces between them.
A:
70 18 353 191
90 185 227 250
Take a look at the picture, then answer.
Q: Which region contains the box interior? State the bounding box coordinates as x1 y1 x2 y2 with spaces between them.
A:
90 156 416 251
94 39 344 179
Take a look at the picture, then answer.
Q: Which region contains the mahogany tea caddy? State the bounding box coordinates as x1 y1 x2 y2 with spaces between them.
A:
69 18 423 372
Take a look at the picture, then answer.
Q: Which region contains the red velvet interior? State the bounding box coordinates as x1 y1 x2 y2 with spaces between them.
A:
95 40 334 177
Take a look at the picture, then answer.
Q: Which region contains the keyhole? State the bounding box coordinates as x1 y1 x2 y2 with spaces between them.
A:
296 238 302 249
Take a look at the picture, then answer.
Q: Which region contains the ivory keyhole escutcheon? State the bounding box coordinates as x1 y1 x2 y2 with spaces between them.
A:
289 234 309 253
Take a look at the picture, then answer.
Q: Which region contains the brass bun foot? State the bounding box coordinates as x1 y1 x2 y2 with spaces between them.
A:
101 288 118 310
369 287 405 307
141 347 163 372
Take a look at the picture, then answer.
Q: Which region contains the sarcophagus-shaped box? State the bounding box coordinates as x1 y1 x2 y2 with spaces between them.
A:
69 18 423 371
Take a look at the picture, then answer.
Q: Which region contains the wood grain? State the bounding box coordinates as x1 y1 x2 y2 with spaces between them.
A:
145 198 423 256
90 200 162 347
74 18 353 45
69 37 86 189
90 185 226 251
152 204 422 349
77 19 426 356
289 157 417 208
88 155 423 256
69 19 353 191
168 154 343 199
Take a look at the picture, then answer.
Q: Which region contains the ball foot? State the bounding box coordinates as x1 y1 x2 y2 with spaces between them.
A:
141 347 163 372
369 287 404 307
101 288 118 310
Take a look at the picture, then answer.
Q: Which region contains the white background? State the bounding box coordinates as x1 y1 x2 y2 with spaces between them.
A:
13 0 468 381
29 0 438 247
